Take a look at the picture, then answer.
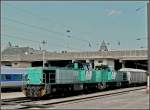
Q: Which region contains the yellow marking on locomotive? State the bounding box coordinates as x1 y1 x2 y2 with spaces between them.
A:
41 89 46 96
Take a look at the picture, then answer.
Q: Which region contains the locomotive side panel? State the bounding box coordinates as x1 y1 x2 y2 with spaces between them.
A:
55 69 80 84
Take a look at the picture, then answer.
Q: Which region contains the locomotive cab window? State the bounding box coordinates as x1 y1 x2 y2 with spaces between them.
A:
43 69 56 84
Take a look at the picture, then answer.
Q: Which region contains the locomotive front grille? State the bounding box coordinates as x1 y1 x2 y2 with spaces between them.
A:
24 85 45 97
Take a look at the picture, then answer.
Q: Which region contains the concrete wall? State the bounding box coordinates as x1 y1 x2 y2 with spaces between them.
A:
1 62 12 66
1 61 31 68
11 62 31 68
2 61 31 68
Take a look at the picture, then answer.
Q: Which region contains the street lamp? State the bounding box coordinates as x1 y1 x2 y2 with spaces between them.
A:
136 38 141 40
42 40 47 68
136 37 147 49
66 30 71 51
140 46 145 49
136 37 147 40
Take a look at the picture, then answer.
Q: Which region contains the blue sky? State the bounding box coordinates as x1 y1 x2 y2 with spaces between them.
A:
1 1 148 52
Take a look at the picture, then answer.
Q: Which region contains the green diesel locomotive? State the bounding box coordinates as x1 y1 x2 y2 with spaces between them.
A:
23 62 128 98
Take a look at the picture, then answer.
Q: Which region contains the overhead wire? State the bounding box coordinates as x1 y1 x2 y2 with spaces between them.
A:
4 4 93 47
2 17 67 39
3 4 147 51
2 33 42 44
1 33 80 51
5 3 68 29
2 17 89 51
1 23 73 47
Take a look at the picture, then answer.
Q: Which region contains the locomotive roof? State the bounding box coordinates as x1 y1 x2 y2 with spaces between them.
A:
119 68 147 72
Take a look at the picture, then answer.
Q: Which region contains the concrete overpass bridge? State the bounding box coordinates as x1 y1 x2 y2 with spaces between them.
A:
1 49 148 70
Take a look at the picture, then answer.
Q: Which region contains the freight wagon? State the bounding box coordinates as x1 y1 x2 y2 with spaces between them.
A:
118 68 147 85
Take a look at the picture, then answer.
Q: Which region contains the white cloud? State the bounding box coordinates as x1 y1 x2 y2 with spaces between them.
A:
107 10 122 16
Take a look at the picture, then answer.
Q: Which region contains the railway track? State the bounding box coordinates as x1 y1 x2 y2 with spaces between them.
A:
1 86 146 109
2 97 34 106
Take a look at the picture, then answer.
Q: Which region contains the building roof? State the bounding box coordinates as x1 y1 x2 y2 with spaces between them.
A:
2 46 42 55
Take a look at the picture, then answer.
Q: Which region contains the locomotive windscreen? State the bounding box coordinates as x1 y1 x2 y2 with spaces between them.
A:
43 70 56 84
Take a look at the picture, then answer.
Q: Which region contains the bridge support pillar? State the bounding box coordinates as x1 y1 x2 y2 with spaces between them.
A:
122 61 126 68
102 59 115 70
86 59 90 63
72 59 75 63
